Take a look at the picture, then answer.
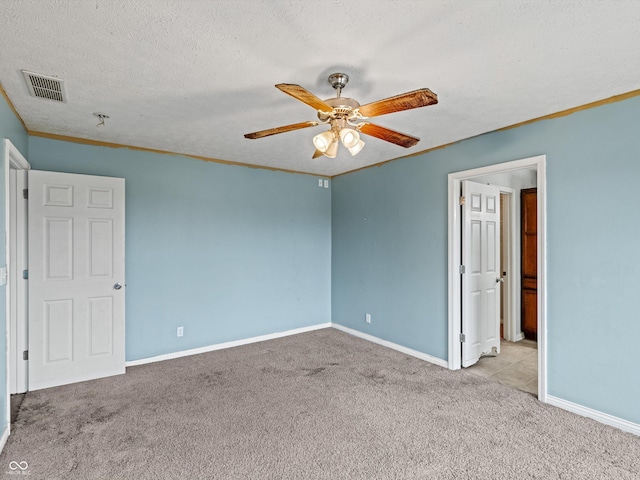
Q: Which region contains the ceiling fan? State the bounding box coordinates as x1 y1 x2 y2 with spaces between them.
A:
244 73 438 159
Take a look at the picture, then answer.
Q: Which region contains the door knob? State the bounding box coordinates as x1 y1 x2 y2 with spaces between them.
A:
496 277 504 284
114 283 123 290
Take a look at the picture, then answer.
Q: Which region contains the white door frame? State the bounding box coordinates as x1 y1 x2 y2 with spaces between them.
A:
3 139 30 425
8 155 29 394
496 186 522 343
447 154 547 402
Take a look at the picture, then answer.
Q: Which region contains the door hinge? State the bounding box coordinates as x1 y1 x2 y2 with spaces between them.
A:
23 350 28 361
459 265 465 274
22 269 28 280
459 196 465 205
460 333 466 343
22 189 28 200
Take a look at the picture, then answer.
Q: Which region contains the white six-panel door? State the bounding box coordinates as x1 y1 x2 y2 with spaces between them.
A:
462 180 501 367
28 171 125 390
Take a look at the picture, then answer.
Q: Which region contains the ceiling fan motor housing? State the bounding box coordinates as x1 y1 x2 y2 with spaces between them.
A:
317 97 361 122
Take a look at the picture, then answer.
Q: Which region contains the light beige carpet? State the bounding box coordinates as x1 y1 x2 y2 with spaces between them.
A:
1 328 639 479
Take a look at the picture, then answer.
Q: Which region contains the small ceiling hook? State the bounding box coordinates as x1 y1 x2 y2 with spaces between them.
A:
93 112 109 127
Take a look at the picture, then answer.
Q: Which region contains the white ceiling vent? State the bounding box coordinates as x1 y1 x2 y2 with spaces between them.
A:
22 70 66 102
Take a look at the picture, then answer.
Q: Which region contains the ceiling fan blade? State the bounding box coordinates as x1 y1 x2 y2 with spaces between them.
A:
244 121 319 139
357 88 438 117
275 84 334 112
359 123 420 148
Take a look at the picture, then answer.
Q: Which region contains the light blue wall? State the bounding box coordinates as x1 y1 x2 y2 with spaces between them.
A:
332 95 640 425
0 99 27 157
0 92 29 431
28 138 332 361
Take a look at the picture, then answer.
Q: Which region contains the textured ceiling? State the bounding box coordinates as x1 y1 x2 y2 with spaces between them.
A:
1 1 640 176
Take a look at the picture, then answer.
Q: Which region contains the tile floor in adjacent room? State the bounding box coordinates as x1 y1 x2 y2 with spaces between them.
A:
466 339 538 395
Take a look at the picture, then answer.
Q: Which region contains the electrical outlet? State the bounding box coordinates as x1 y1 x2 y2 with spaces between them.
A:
365 313 371 324
177 326 184 337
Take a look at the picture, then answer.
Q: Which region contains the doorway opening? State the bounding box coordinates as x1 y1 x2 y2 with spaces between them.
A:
447 155 546 401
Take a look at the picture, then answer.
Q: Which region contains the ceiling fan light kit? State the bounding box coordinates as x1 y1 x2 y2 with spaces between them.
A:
312 130 335 153
347 138 365 156
338 127 360 149
324 139 339 159
245 72 438 159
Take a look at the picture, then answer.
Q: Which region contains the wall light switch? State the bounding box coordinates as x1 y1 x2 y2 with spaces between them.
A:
323 179 329 188
318 179 323 187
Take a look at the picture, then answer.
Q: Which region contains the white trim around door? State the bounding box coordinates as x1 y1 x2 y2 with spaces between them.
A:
3 139 30 437
447 154 547 403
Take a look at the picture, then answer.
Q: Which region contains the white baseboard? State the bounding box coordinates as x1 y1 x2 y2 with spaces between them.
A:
0 424 9 454
332 323 448 369
547 395 640 436
125 323 332 367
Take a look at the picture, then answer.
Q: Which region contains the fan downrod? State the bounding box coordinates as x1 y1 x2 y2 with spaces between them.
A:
328 73 349 97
